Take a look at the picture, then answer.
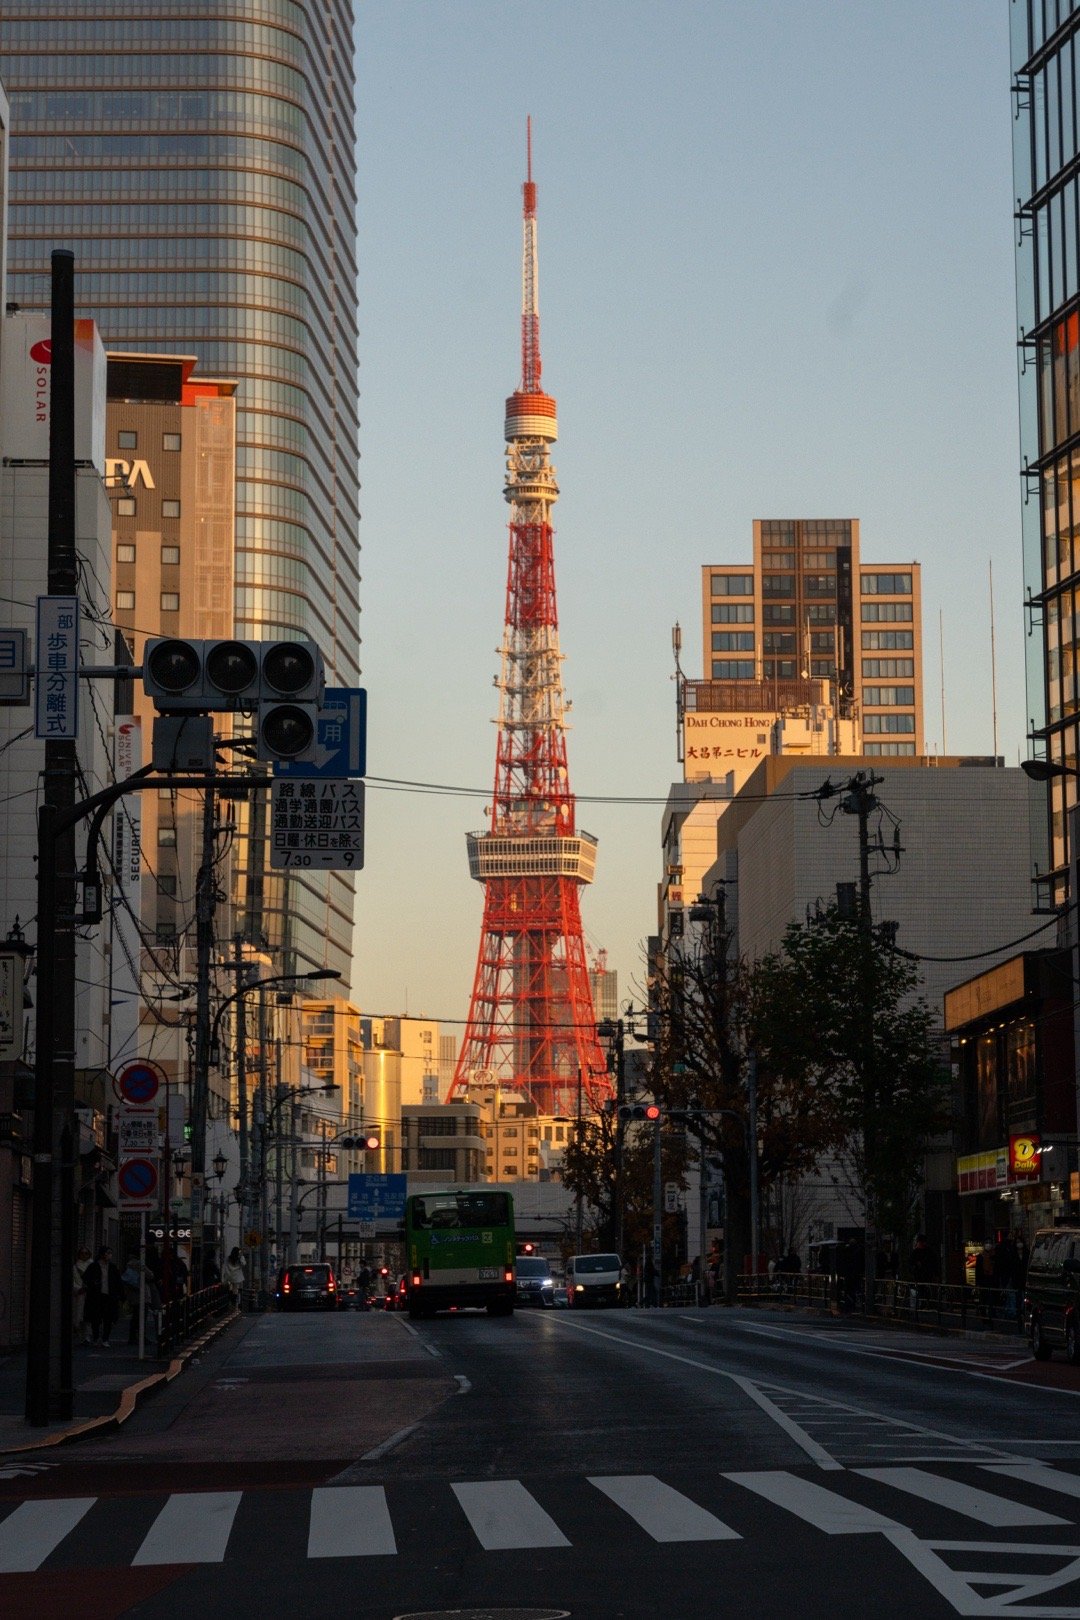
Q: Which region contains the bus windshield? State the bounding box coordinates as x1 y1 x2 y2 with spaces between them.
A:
410 1192 511 1230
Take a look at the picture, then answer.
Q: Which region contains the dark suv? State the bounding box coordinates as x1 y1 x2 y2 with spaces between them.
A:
1025 1226 1080 1362
276 1262 338 1311
515 1255 555 1307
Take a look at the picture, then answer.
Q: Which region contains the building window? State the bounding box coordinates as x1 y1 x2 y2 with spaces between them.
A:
862 573 912 595
419 1148 457 1171
803 551 835 568
555 1126 565 1142
863 712 915 734
810 632 833 652
761 574 794 597
502 1126 519 1138
806 604 835 623
861 601 913 622
863 659 914 678
158 826 177 846
155 922 177 943
117 430 137 450
117 497 135 517
163 432 181 452
862 630 914 650
117 590 135 610
810 660 834 677
117 543 135 564
711 659 756 679
160 592 180 612
712 632 754 652
762 550 795 568
762 604 794 625
763 659 797 678
864 741 916 756
763 632 796 654
158 874 177 897
863 686 915 706
161 499 181 519
710 573 754 596
711 603 754 623
161 545 180 565
802 574 836 597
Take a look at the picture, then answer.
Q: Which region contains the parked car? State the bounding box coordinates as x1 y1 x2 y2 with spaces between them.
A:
566 1253 624 1308
1025 1226 1080 1362
275 1262 338 1312
515 1255 555 1307
384 1274 408 1311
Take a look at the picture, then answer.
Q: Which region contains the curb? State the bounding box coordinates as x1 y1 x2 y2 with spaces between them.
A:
0 1309 240 1457
741 1298 1024 1345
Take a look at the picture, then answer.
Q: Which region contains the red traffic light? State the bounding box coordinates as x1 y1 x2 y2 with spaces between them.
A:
379 1266 389 1277
518 1242 535 1255
643 1104 661 1121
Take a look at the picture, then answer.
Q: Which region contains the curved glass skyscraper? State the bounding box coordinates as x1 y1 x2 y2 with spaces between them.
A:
0 3 361 986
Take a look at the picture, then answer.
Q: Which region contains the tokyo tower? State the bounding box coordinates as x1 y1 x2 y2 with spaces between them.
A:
450 124 610 1118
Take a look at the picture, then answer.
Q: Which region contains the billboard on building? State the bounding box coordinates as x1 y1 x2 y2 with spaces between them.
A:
683 710 773 787
0 312 107 472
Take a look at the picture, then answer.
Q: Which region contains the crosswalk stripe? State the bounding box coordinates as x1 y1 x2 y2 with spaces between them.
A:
723 1470 901 1534
856 1466 1068 1527
132 1491 242 1565
982 1464 1080 1502
308 1486 396 1558
0 1497 95 1572
589 1475 740 1542
451 1480 570 1550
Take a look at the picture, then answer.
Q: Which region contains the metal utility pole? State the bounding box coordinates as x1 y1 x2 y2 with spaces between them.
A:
190 770 217 1286
575 1067 584 1252
233 937 251 1274
26 251 78 1425
747 1053 760 1282
842 771 881 1306
652 1109 663 1308
288 1088 301 1264
257 985 270 1301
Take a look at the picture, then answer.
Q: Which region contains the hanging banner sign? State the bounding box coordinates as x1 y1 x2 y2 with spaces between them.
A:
34 595 80 740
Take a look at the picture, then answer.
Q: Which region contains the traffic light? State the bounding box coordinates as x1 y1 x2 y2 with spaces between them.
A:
518 1241 536 1256
618 1104 661 1123
141 637 325 762
339 1132 381 1151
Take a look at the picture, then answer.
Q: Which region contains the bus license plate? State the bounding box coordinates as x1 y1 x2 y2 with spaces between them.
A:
479 1267 499 1280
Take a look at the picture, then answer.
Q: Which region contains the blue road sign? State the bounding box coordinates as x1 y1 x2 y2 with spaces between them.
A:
116 1060 164 1105
347 1172 407 1221
276 687 366 779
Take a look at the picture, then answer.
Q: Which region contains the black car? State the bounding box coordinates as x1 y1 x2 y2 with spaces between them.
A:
275 1262 338 1311
515 1255 556 1307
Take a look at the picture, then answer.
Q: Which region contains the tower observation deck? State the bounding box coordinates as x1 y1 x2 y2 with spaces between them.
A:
450 125 610 1119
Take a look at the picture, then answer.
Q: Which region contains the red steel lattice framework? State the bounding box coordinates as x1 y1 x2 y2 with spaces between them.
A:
450 125 610 1118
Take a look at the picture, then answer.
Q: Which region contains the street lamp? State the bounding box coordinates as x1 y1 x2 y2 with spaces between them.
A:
209 967 341 1066
1020 758 1080 782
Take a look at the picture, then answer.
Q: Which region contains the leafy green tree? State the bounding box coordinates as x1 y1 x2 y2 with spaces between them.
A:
748 907 950 1275
559 1106 689 1282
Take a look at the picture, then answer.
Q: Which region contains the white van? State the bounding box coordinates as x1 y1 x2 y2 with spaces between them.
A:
566 1253 623 1308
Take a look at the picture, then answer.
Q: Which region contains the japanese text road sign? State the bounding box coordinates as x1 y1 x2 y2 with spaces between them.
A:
118 1156 158 1211
34 595 79 740
0 952 21 1058
347 1173 407 1221
118 1109 158 1154
275 687 366 779
270 777 365 870
115 1059 166 1105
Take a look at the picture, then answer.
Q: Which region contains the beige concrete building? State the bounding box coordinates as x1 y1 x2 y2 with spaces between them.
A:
700 519 924 759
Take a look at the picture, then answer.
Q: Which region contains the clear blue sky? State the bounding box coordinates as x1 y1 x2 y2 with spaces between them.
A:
353 2 1022 1025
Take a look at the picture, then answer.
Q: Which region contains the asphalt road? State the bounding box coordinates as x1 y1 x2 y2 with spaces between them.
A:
4 1303 1080 1620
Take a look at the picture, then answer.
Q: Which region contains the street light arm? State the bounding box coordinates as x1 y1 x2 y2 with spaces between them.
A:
210 969 341 1053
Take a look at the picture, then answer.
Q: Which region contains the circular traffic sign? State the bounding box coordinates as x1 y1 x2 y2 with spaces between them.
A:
114 1059 166 1105
118 1157 158 1200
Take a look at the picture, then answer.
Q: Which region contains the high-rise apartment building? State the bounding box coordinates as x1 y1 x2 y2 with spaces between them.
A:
0 5 361 985
1011 7 1080 908
700 520 924 757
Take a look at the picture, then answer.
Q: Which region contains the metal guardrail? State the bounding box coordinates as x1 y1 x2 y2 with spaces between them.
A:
735 1272 1026 1334
158 1282 233 1358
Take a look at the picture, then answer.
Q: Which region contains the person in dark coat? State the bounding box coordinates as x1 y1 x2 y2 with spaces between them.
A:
83 1244 123 1346
974 1240 996 1322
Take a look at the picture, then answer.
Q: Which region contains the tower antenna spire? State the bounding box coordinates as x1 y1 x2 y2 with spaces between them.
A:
521 116 541 394
451 127 609 1118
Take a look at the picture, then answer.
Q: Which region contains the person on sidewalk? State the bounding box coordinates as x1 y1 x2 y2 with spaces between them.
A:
84 1245 123 1345
223 1247 245 1306
73 1246 92 1344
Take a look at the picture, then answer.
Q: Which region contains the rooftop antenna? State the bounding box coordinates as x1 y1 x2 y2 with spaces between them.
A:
989 559 999 760
673 621 685 765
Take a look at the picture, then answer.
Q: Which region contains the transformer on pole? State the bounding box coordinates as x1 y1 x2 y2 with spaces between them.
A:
450 123 610 1118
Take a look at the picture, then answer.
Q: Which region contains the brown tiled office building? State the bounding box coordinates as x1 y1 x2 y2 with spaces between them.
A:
700 519 924 756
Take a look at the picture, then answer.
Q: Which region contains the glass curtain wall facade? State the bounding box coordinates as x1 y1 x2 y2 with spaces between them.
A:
0 3 361 987
1012 0 1080 908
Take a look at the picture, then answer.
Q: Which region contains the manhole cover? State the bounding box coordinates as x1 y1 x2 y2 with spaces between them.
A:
394 1611 570 1619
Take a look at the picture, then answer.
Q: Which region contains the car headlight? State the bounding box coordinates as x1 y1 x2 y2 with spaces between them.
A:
575 1284 585 1292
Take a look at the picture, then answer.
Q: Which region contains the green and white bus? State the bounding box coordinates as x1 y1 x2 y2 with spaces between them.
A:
404 1188 516 1319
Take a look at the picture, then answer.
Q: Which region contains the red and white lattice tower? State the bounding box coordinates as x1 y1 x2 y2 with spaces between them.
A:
449 124 610 1118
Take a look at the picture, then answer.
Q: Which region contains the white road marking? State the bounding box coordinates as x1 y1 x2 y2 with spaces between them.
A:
724 1469 901 1534
0 1497 95 1572
885 1530 1080 1618
452 1480 570 1549
360 1422 420 1462
308 1486 396 1557
132 1491 242 1565
856 1466 1068 1527
732 1319 1038 1377
589 1474 740 1542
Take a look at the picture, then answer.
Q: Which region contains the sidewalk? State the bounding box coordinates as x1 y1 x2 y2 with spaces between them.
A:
0 1311 238 1456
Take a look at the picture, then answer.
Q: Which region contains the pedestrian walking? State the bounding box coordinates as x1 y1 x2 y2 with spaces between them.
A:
974 1240 996 1323
223 1246 245 1305
83 1244 123 1346
73 1246 92 1343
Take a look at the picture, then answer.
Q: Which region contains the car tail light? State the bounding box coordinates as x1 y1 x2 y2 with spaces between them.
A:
504 1269 513 1283
411 1273 421 1288
283 1278 291 1293
328 1278 336 1290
